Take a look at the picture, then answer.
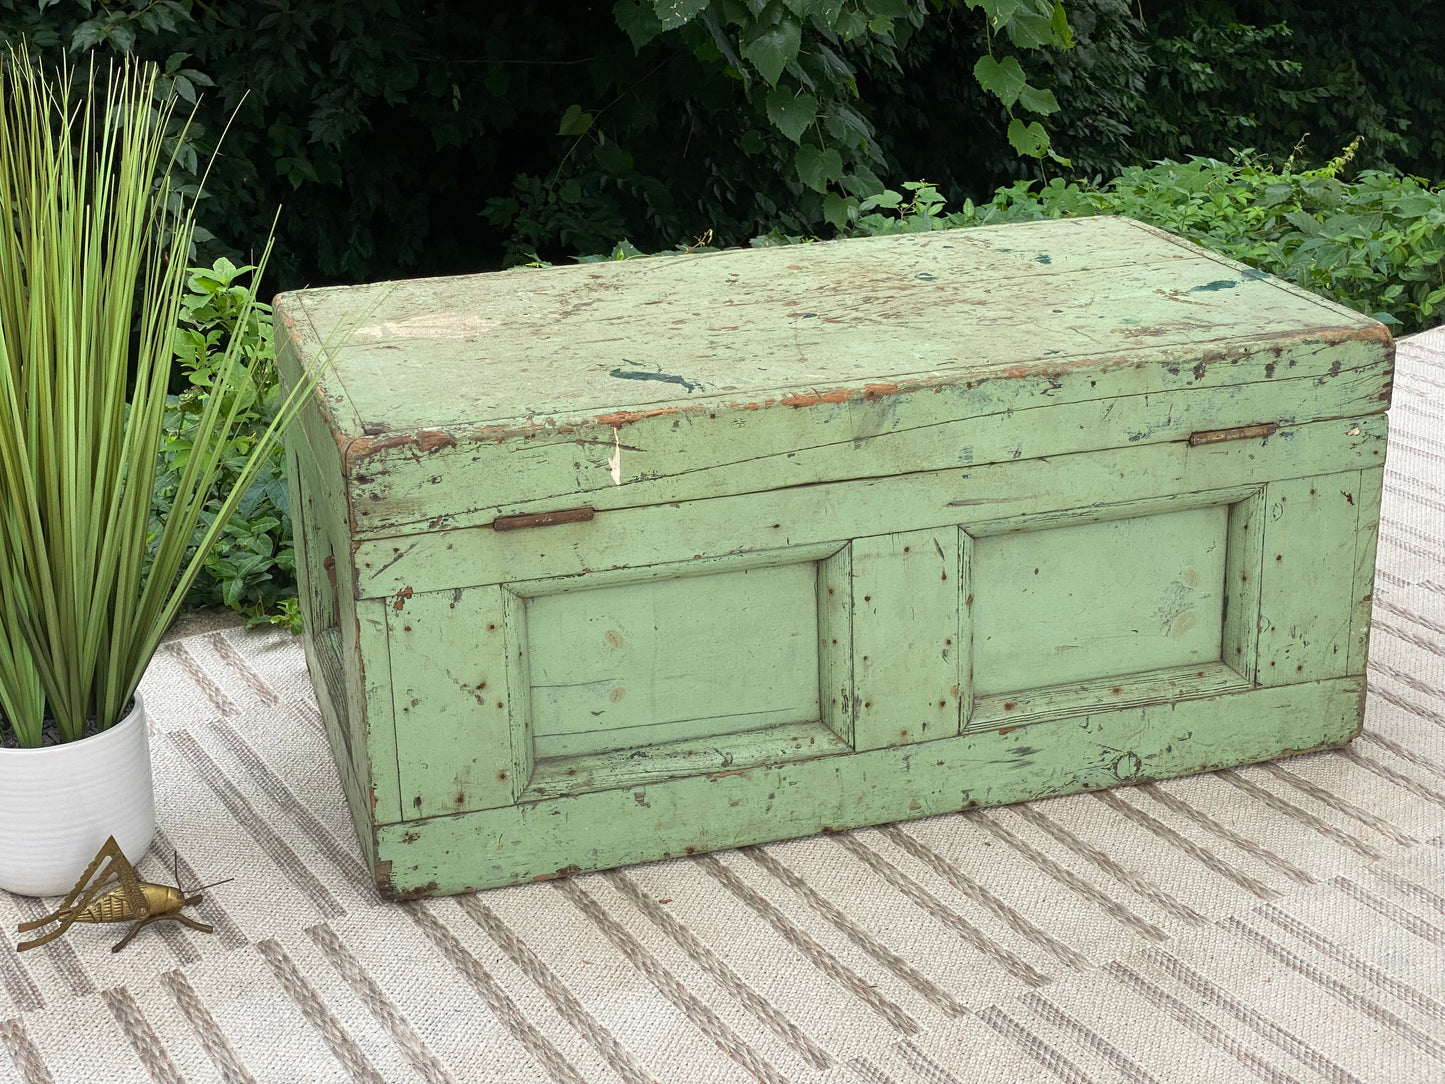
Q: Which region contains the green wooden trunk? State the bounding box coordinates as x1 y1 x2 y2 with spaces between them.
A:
274 216 1391 898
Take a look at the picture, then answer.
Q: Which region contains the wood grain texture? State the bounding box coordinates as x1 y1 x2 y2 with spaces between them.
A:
969 661 1250 732
345 359 1389 539
1348 464 1384 675
388 585 513 819
275 220 1392 895
276 218 1390 542
374 676 1365 895
1221 489 1267 683
356 599 400 829
355 413 1385 600
972 505 1227 695
816 546 853 746
1255 471 1365 685
282 217 1378 434
524 561 819 759
501 587 533 804
850 528 963 751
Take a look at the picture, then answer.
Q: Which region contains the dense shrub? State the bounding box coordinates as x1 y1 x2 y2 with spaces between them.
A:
862 0 1445 212
1142 0 1445 180
152 260 299 631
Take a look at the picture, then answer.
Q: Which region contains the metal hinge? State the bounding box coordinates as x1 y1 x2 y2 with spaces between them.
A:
491 506 596 531
1188 422 1278 446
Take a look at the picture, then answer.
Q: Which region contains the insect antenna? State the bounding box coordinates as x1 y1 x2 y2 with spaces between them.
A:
172 849 233 893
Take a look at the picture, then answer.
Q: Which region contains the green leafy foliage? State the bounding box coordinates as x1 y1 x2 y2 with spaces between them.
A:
0 0 1078 280
479 0 1074 264
852 148 1445 334
1133 1 1445 181
859 0 1139 209
152 260 302 634
861 0 1445 227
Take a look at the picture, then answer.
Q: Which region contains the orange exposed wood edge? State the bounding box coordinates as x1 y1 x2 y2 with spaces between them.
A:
347 428 459 460
779 388 851 408
492 506 596 532
594 407 685 427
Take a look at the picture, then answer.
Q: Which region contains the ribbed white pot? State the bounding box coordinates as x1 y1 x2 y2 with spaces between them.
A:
0 695 155 896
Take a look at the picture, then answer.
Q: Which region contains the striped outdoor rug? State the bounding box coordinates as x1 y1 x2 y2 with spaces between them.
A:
1 328 1443 1084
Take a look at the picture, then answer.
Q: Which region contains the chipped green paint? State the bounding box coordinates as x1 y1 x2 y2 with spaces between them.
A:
276 216 1392 897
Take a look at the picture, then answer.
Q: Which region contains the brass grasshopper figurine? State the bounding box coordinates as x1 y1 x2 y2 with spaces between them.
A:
16 835 231 953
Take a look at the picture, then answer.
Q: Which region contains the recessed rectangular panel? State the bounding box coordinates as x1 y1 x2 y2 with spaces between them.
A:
972 506 1228 695
526 562 820 758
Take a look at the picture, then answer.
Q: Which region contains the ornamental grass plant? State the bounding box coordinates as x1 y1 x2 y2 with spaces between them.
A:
0 47 316 748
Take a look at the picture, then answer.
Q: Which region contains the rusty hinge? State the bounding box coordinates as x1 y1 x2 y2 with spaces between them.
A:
1188 422 1278 447
491 506 596 532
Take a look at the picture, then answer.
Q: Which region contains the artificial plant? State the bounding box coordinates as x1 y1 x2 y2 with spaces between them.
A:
0 46 316 747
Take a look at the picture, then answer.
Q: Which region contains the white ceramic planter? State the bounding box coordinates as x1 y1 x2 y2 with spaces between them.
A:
0 695 155 896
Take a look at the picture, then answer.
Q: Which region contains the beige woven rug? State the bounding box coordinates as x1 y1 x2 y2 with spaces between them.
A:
2 329 1444 1084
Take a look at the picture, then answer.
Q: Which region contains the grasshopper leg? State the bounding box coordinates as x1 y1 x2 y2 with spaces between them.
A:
16 909 74 934
171 915 215 935
111 915 161 954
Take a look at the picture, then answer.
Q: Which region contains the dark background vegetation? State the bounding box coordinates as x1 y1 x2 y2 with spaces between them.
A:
2 0 1441 288
3 0 1440 628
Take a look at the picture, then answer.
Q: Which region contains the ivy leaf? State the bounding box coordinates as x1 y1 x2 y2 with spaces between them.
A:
822 192 857 228
974 54 1026 109
1005 7 1051 47
614 0 666 50
1050 2 1075 47
71 20 103 51
107 22 137 53
795 144 843 192
978 0 1023 28
653 0 709 28
594 139 634 173
765 87 816 143
743 16 802 86
842 164 883 197
1007 117 1050 158
558 104 594 137
1017 84 1059 116
835 9 868 39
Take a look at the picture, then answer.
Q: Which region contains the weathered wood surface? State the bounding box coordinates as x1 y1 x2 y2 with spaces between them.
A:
275 217 1390 541
972 505 1227 693
275 217 1394 896
849 527 963 751
355 412 1384 600
283 216 1374 434
524 561 819 759
373 676 1365 896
